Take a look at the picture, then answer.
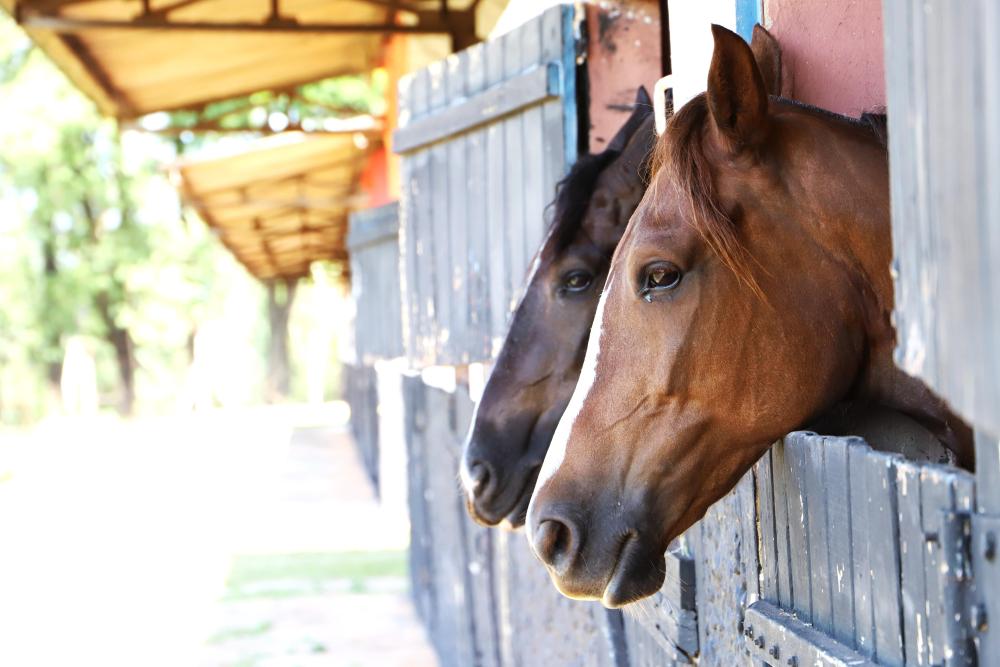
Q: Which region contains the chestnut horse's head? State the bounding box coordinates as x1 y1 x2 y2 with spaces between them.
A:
460 89 656 528
528 25 899 606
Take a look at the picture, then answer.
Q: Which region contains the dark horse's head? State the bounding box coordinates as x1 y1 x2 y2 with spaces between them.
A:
527 25 972 607
459 88 656 528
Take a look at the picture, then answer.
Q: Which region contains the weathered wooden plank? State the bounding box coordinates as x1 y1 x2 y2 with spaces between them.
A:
771 439 794 609
540 4 569 199
885 0 1000 435
919 466 951 666
403 374 436 625
409 66 435 364
446 52 469 363
743 601 876 667
502 26 527 315
519 14 546 268
463 43 490 361
756 450 778 603
738 464 761 607
397 74 419 363
392 62 562 154
848 439 875 657
483 34 509 350
895 461 927 667
865 451 903 666
823 437 854 646
427 61 452 361
806 436 833 633
785 433 813 620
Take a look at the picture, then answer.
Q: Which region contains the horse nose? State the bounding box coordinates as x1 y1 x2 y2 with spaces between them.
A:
532 516 580 573
465 460 492 497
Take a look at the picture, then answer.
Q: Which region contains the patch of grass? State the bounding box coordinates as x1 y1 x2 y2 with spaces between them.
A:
207 621 273 644
222 550 407 601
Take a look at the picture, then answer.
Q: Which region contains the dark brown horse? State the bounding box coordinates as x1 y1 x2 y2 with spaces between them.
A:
527 25 973 608
460 88 656 528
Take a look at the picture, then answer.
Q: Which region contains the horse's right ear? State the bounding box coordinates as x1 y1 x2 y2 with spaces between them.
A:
707 24 770 154
606 86 654 153
749 24 782 97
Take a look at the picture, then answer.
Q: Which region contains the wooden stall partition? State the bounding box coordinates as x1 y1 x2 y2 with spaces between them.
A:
751 433 976 666
394 5 579 367
884 3 1000 662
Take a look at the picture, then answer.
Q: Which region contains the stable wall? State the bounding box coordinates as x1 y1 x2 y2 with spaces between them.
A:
763 0 885 115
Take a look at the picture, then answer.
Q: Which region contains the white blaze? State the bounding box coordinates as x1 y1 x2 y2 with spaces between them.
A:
529 275 615 510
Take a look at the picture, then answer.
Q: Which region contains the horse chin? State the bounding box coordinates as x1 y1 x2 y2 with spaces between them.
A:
600 534 667 609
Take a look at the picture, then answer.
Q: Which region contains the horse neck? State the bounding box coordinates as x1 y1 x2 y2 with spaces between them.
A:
799 121 974 463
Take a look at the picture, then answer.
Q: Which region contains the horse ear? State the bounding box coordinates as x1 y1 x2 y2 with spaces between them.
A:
749 24 782 97
707 24 770 153
606 86 654 153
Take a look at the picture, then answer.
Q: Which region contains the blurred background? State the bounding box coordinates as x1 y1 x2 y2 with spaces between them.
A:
0 2 482 664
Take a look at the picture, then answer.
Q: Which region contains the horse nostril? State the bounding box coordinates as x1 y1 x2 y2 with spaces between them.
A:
466 461 492 497
533 518 576 570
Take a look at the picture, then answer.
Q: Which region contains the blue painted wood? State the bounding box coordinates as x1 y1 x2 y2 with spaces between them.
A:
734 0 762 43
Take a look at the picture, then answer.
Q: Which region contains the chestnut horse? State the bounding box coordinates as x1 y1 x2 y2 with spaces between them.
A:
460 88 656 527
527 25 973 608
460 26 786 530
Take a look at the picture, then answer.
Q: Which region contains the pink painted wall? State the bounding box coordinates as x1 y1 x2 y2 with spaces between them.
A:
764 0 885 116
585 1 663 153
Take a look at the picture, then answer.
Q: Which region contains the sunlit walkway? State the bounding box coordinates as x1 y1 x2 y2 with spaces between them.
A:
0 406 437 667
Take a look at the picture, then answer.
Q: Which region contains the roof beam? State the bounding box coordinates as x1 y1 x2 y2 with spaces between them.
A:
17 8 470 36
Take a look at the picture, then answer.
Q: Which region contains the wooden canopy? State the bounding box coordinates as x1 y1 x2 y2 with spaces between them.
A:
2 0 482 118
173 131 375 281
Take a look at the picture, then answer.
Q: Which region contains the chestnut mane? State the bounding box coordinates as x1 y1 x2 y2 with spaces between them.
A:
650 93 888 296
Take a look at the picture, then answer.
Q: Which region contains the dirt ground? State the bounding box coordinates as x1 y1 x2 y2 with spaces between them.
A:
0 406 438 667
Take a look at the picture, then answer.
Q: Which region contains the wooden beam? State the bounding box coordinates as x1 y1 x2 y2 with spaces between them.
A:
18 9 469 36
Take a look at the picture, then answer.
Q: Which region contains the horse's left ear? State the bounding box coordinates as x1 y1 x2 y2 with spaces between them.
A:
707 24 770 153
606 86 654 153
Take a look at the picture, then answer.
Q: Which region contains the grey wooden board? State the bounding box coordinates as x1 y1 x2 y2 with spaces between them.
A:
446 51 469 362
402 373 436 625
756 451 778 604
453 387 501 667
786 433 813 620
622 615 692 666
806 438 833 633
395 4 576 367
348 204 404 362
864 451 903 666
347 202 399 250
848 439 875 656
623 551 698 660
895 461 926 667
692 471 758 664
743 601 876 667
772 439 794 608
464 42 491 360
392 62 561 154
823 437 854 645
884 0 1000 436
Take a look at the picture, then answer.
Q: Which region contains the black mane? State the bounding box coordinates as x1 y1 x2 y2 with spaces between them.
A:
548 149 621 253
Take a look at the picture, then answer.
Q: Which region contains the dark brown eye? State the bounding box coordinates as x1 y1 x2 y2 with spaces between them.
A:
560 270 593 294
639 261 682 301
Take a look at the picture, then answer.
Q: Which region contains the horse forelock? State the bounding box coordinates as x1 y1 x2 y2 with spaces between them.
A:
549 149 622 254
648 94 763 298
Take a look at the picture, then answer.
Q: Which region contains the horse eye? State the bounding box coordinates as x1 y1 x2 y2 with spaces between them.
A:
560 270 593 294
639 262 682 301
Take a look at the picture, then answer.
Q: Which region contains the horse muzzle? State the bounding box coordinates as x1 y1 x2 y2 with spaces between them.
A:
528 496 668 607
460 451 541 528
